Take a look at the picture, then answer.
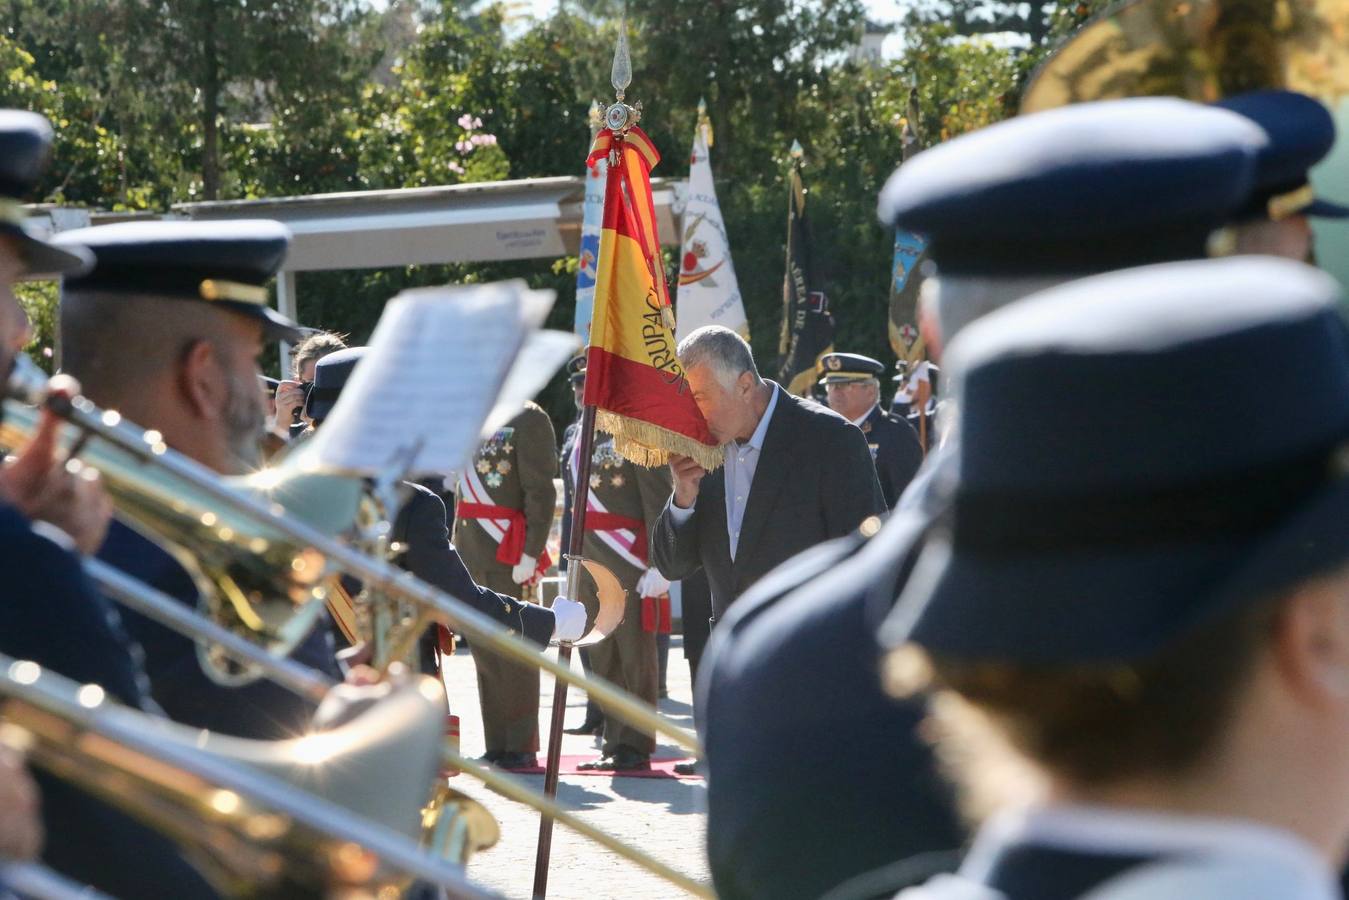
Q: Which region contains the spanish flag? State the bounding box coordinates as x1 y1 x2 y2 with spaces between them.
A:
584 125 723 470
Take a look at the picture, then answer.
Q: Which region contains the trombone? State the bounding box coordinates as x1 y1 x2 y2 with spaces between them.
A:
0 361 713 896
0 653 497 898
1 356 696 754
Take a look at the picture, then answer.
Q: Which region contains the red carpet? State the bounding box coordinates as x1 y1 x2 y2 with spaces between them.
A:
499 755 702 779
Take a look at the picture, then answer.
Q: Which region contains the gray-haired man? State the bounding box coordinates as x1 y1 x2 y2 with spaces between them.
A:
649 325 885 626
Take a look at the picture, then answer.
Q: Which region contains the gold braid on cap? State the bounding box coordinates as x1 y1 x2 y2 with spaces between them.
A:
199 279 268 305
1267 184 1316 221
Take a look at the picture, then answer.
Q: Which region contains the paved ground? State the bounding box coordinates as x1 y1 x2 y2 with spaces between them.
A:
442 637 711 899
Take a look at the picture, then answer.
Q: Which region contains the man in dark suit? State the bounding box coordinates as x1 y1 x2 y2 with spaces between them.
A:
650 325 885 624
819 351 923 508
0 109 220 900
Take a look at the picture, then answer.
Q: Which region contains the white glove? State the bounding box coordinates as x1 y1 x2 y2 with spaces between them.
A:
635 567 671 598
511 554 537 585
551 597 588 643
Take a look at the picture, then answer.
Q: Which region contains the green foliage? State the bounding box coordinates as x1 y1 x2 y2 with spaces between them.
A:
1 0 1092 432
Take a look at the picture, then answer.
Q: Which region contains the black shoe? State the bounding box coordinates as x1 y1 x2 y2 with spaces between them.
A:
673 761 698 776
577 747 650 772
494 752 538 769
477 750 505 765
563 719 603 736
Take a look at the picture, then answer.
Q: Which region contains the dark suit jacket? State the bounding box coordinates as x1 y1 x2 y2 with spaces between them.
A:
695 511 964 900
0 505 218 898
393 483 554 649
650 384 886 618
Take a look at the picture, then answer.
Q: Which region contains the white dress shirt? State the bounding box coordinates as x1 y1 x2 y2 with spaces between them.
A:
669 384 781 561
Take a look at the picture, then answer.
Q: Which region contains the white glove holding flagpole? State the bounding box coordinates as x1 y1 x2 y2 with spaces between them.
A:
636 567 671 598
510 554 537 585
551 597 588 643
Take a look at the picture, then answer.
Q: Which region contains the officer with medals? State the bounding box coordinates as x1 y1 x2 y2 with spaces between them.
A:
695 97 1270 900
562 355 673 772
0 110 219 899
819 352 923 509
877 257 1349 900
453 402 558 769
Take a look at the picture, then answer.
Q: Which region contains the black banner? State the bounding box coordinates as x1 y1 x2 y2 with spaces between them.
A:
776 156 834 396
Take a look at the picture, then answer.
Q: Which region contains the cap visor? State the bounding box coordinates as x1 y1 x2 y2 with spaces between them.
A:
882 478 1349 665
3 226 93 280
257 305 306 344
1305 198 1349 219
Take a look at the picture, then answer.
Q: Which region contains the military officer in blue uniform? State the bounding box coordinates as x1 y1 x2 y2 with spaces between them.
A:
694 96 1270 900
53 219 349 742
0 110 219 899
819 351 923 509
302 346 583 669
1216 89 1349 260
874 257 1349 900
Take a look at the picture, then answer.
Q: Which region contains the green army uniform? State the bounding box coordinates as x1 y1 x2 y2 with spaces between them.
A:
567 432 672 759
453 403 557 756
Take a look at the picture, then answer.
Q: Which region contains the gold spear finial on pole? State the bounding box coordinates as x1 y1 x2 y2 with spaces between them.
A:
697 96 713 147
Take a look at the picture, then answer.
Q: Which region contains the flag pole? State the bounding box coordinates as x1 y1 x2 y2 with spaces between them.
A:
532 18 636 900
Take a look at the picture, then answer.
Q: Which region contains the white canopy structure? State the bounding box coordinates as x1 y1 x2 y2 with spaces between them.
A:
170 175 684 364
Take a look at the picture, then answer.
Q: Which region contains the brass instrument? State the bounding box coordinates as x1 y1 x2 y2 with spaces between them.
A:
0 655 496 898
0 357 695 754
1019 0 1349 287
0 361 713 896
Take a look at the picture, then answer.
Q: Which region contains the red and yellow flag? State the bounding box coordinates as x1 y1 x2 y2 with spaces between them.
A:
583 125 723 470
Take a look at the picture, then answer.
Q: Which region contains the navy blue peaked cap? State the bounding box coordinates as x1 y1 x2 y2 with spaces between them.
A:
54 220 303 342
881 256 1349 665
877 97 1266 276
305 346 366 422
818 351 885 384
1215 90 1349 220
567 353 587 383
0 110 92 279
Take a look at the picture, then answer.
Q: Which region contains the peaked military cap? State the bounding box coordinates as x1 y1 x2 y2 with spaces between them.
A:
877 97 1266 275
304 346 366 423
54 220 303 342
0 110 92 279
566 353 587 383
882 256 1349 665
1215 90 1349 221
818 352 885 385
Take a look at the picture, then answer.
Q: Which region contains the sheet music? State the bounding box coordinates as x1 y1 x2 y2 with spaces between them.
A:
295 280 577 478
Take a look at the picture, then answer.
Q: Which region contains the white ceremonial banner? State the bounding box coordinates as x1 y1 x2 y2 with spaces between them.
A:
675 104 749 343
296 280 578 479
574 156 606 341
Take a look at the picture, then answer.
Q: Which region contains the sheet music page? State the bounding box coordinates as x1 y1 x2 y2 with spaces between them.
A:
295 280 572 478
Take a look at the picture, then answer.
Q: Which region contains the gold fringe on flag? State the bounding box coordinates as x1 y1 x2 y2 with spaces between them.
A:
597 410 726 471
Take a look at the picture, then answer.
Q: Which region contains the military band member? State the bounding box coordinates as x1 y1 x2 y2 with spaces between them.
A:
696 97 1270 900
819 352 923 508
563 358 673 771
55 219 347 741
880 258 1349 900
1217 90 1349 260
303 348 581 674
0 109 219 900
454 402 558 769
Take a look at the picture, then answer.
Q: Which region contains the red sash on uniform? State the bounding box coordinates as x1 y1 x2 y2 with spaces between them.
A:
456 502 529 565
456 501 553 580
583 511 648 565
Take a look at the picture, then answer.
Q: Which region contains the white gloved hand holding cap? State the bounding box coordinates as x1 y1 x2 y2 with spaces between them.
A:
636 567 671 598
